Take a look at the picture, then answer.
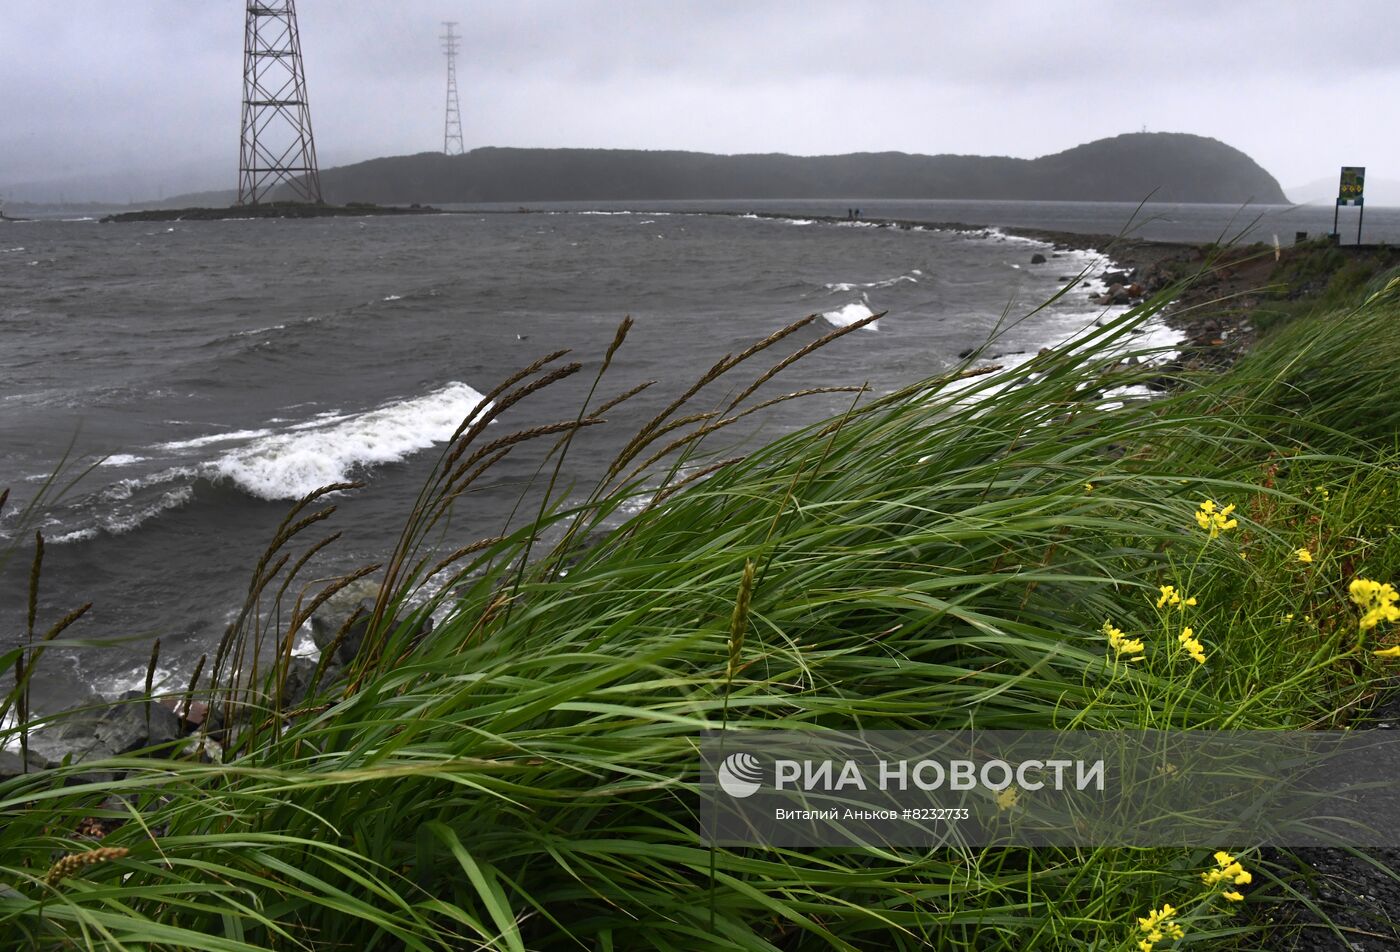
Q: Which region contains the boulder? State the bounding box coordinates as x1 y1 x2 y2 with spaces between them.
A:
0 749 52 780
93 692 183 755
310 580 381 665
268 656 323 711
28 691 183 768
1030 253 1047 264
309 580 432 666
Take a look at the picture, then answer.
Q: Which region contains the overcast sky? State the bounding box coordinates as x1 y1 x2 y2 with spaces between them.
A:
4 0 1397 202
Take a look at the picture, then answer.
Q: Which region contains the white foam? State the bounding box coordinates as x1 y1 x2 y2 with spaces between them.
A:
825 270 920 292
159 428 274 451
100 454 146 467
0 708 15 752
107 487 194 534
820 301 881 332
99 467 196 502
382 294 403 302
52 527 99 544
230 323 286 339
210 381 491 500
96 663 179 697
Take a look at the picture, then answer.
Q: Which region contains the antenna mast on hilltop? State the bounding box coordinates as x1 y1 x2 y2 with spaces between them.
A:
238 0 323 205
442 21 465 156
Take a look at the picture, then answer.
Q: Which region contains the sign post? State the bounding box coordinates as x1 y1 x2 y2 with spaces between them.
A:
1335 166 1366 244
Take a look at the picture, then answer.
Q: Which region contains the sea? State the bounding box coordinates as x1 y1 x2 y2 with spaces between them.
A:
4 197 1399 711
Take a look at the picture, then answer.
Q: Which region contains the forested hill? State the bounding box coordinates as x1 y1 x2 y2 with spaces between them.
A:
292 133 1288 206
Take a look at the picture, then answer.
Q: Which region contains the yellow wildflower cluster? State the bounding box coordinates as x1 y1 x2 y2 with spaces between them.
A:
1178 627 1207 665
1156 585 1197 609
1194 500 1238 539
995 786 1019 811
1350 578 1400 631
1295 548 1313 564
1102 619 1144 660
1201 850 1251 902
1137 903 1185 951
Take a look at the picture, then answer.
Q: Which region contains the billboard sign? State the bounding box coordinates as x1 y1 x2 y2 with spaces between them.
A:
1338 166 1366 206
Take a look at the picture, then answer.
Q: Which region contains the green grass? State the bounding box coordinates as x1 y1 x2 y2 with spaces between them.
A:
3 266 1400 950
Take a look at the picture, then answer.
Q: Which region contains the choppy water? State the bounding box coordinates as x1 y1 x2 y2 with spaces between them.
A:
0 204 1214 707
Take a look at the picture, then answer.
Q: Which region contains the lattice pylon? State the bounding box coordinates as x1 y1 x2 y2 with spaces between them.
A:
442 21 465 156
238 1 323 205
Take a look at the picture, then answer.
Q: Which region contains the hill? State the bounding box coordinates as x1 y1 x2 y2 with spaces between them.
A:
288 133 1288 206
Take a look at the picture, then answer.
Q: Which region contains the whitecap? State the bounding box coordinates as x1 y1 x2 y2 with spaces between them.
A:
820 301 880 332
158 428 274 451
210 381 491 500
824 270 920 292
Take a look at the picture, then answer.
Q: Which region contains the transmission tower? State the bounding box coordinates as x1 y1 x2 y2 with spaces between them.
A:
442 21 465 156
238 1 323 205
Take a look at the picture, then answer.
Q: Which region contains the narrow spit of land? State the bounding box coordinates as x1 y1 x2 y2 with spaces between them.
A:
99 202 444 222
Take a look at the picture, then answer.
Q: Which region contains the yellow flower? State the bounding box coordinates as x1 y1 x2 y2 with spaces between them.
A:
1284 613 1295 621
1349 577 1400 631
1205 851 1251 902
1178 627 1207 664
1374 645 1400 658
1295 548 1313 564
1102 619 1145 660
1315 484 1330 500
996 786 1019 811
1195 500 1238 538
1138 903 1178 934
1155 585 1197 609
1085 483 1094 493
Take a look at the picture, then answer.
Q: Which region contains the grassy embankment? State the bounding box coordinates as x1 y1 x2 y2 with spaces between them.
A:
3 247 1400 950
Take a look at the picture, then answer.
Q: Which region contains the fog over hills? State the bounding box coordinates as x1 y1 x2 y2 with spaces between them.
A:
2 132 1290 212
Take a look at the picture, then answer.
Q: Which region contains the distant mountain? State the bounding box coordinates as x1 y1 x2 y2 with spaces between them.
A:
1287 175 1400 207
286 133 1288 206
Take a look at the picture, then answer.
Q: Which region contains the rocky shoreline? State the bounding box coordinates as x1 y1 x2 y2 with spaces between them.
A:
0 579 404 784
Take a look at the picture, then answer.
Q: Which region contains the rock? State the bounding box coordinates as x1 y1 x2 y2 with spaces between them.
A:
1101 269 1134 286
1127 283 1145 298
93 693 183 755
268 656 323 711
308 578 434 668
310 580 381 665
184 700 210 728
0 749 52 780
28 691 183 769
1030 253 1047 264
